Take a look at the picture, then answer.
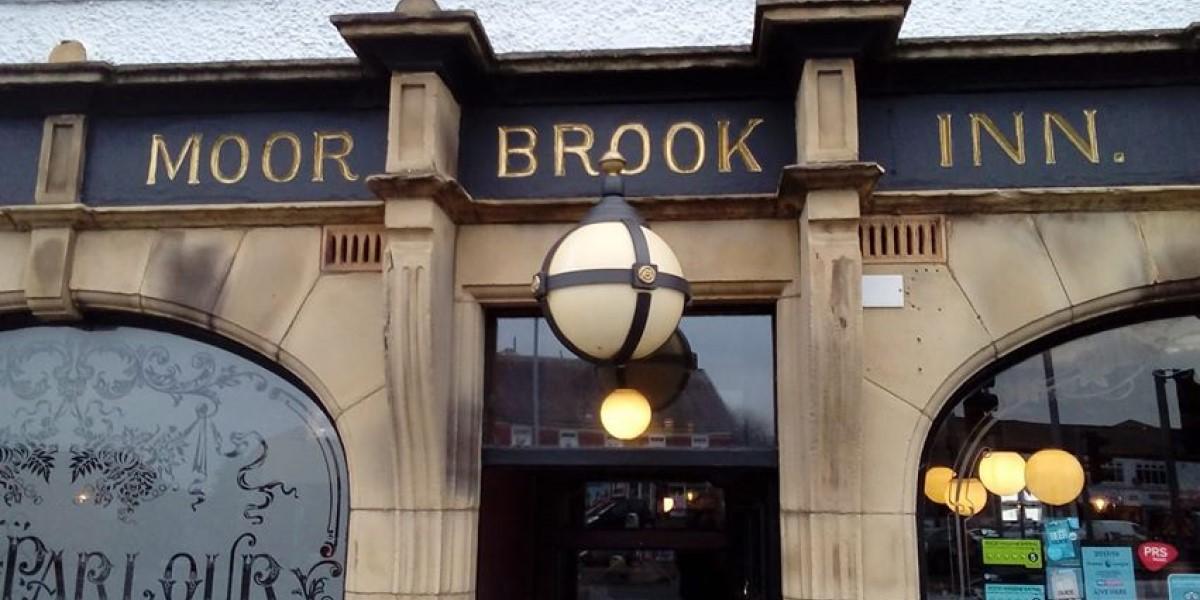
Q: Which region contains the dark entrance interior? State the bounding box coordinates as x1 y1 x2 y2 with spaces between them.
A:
478 465 780 600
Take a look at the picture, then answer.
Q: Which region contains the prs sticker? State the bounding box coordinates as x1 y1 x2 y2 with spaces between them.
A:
1139 541 1179 572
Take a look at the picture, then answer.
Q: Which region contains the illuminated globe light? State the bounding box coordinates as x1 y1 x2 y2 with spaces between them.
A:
978 451 1027 496
923 466 956 504
945 478 988 517
600 388 653 440
1025 449 1085 506
533 152 690 364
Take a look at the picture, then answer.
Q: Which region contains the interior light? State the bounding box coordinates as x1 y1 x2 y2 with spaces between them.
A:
945 478 988 517
979 451 1026 496
923 466 956 504
1025 449 1084 506
600 388 652 440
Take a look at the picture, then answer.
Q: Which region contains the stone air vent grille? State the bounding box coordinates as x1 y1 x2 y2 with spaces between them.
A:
322 225 384 272
860 215 946 264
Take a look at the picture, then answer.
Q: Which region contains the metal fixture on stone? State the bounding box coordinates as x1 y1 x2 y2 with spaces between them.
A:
532 151 690 365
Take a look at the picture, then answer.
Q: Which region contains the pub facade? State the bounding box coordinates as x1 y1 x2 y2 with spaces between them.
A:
2 1 1200 599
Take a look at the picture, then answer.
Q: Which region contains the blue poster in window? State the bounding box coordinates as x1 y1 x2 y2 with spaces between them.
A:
1044 517 1081 564
1082 547 1137 600
1168 574 1200 600
986 584 1046 600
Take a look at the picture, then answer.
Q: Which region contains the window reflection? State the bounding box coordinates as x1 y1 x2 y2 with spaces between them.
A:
577 480 734 599
485 313 775 449
920 314 1200 600
584 481 726 531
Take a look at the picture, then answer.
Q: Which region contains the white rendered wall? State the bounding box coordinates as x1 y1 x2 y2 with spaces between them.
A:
0 0 1197 64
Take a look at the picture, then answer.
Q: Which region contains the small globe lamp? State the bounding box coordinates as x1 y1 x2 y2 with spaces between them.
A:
1025 449 1084 506
597 330 696 412
600 388 653 440
978 451 1027 496
532 151 690 365
923 466 956 504
945 478 988 517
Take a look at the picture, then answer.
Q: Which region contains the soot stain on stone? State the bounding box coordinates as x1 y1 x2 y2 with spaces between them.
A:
30 236 65 287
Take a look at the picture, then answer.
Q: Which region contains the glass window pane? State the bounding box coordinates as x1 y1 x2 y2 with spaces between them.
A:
0 326 348 600
484 312 775 449
919 314 1200 600
584 480 726 531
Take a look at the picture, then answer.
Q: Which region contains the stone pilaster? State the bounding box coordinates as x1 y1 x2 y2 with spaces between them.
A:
778 57 879 600
356 70 476 600
22 42 90 320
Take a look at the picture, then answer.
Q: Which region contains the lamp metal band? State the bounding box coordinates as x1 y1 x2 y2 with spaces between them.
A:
535 209 688 364
542 269 690 294
611 218 654 364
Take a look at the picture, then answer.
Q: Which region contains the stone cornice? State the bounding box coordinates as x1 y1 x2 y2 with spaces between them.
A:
0 201 384 231
867 185 1200 215
779 163 885 203
367 171 806 224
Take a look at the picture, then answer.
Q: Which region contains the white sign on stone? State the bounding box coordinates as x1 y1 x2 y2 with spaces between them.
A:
863 274 905 308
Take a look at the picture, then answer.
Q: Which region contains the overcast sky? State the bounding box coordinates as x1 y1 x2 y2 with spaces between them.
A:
0 0 1198 64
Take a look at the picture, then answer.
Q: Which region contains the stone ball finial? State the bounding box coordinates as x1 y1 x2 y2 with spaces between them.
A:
599 150 627 175
48 40 87 63
395 0 441 15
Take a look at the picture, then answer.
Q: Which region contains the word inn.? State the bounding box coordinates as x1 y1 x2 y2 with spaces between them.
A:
496 118 767 178
145 130 360 186
936 109 1114 167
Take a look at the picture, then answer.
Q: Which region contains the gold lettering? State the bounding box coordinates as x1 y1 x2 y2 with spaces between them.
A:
313 131 359 183
970 112 1025 166
209 134 249 185
718 118 764 173
664 121 706 174
554 123 598 177
608 123 651 175
146 133 202 185
1044 110 1099 165
937 114 953 168
497 126 538 178
262 131 302 183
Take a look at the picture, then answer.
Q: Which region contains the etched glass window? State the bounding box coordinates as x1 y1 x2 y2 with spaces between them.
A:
0 325 347 600
919 313 1200 600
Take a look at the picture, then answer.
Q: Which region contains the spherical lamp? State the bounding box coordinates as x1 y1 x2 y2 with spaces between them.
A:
945 478 988 517
533 152 690 364
600 388 653 440
597 330 696 411
923 466 956 504
978 451 1027 496
1025 449 1084 506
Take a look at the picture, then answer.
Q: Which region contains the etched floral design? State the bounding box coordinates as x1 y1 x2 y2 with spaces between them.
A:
0 334 291 521
68 435 176 521
0 440 57 505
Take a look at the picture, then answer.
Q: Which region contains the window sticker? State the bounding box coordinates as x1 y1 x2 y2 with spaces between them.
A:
1044 518 1082 564
1138 541 1179 572
986 583 1046 600
983 539 1045 569
1082 547 1137 600
1048 567 1085 600
1168 574 1200 600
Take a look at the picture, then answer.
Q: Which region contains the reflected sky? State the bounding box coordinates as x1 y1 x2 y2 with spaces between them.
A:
494 313 775 432
967 316 1200 428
